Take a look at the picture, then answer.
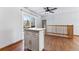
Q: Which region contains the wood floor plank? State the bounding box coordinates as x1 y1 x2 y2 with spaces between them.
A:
0 40 24 51
45 35 79 51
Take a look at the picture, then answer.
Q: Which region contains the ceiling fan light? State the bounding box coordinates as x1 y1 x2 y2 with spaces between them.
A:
45 12 49 14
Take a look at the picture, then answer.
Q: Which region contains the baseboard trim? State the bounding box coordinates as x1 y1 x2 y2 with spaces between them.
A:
0 40 23 51
45 32 73 39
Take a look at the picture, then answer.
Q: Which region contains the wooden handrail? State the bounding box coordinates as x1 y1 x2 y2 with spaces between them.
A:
47 25 73 39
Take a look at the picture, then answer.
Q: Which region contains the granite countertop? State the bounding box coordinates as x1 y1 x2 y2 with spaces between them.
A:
24 28 45 31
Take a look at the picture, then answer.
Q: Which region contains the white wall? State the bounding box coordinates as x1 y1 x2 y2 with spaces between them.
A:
35 16 42 28
22 8 42 28
44 8 79 35
0 7 23 48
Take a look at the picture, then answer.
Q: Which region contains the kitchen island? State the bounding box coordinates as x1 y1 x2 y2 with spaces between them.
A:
24 28 45 51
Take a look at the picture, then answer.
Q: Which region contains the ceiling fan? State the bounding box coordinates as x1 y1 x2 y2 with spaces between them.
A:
44 7 57 13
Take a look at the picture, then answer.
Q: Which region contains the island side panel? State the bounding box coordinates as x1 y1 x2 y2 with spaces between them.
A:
39 30 44 51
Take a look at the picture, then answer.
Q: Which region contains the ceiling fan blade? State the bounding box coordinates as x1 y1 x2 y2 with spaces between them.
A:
51 8 57 10
49 11 54 13
43 7 56 14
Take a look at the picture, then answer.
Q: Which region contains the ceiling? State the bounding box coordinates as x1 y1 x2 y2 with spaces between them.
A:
26 7 79 16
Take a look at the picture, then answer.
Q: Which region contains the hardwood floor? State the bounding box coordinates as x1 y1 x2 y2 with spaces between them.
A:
2 35 79 51
45 35 79 51
0 40 24 51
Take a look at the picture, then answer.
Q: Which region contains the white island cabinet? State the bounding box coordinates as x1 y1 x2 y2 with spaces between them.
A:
24 28 45 51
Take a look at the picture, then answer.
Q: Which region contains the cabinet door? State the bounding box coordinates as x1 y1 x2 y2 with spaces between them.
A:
42 20 47 32
24 31 39 51
31 32 39 51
